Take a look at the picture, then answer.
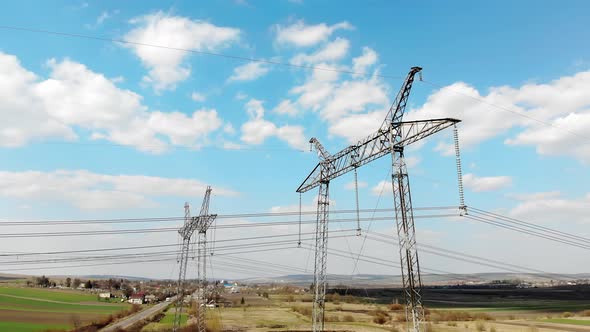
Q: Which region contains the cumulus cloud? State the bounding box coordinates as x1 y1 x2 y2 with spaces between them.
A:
191 91 206 102
291 38 350 65
0 170 238 210
124 12 240 91
407 70 590 162
345 180 368 190
0 52 224 153
228 62 270 82
462 173 512 192
508 191 590 224
352 47 378 77
371 180 391 196
272 99 300 117
240 99 307 150
274 20 353 47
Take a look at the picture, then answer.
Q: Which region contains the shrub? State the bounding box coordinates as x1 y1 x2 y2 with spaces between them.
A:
424 323 436 332
476 321 486 331
343 314 355 322
324 315 340 322
291 305 312 317
373 314 388 324
562 311 574 318
389 303 404 311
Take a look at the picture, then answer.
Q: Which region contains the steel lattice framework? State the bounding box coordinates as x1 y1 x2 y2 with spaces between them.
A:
297 67 461 332
173 186 217 332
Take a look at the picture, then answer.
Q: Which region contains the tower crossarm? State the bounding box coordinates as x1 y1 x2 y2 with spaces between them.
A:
309 137 332 162
199 186 213 216
296 118 460 193
197 214 218 233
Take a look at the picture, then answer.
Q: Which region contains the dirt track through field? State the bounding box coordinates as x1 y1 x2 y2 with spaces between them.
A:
498 321 590 332
0 308 98 324
0 293 113 306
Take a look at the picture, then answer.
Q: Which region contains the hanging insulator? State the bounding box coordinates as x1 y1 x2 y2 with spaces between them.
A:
453 124 467 216
354 167 361 236
298 192 302 247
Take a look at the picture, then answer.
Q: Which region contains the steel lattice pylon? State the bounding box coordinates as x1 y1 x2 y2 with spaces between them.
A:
173 187 216 332
196 230 208 332
312 179 330 331
173 203 192 331
297 67 462 332
392 147 424 331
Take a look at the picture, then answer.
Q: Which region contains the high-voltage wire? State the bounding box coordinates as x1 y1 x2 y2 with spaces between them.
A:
0 207 456 226
0 214 455 238
1 25 588 142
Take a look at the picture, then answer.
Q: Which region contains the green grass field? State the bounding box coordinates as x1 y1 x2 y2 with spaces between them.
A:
0 286 130 332
142 310 187 332
0 287 96 303
544 318 590 326
0 321 70 332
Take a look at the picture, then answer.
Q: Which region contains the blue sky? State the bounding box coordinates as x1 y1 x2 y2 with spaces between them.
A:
0 0 589 278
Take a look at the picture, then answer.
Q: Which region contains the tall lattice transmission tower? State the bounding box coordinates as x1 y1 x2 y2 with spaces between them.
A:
297 67 461 332
173 186 217 332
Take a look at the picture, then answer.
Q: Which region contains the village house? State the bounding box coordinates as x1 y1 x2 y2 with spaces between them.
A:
128 292 145 305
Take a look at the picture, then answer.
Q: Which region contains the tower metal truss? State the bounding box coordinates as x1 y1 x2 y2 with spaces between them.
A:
173 186 217 332
297 67 461 332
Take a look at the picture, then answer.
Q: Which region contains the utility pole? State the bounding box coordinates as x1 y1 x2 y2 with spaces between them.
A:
297 67 461 332
173 186 217 332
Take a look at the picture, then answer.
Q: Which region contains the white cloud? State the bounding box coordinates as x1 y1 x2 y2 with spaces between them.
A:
0 170 238 210
191 91 206 102
145 109 222 148
0 52 224 153
124 11 240 91
505 112 590 163
84 10 118 29
235 91 248 100
223 123 236 135
290 64 340 110
291 38 350 65
287 49 390 143
328 111 386 143
240 99 307 150
270 195 335 213
322 76 389 121
0 53 76 147
462 173 512 192
345 180 368 190
274 20 353 47
508 191 590 224
272 99 299 117
223 141 242 150
371 180 392 196
228 62 270 82
352 47 378 77
407 70 590 162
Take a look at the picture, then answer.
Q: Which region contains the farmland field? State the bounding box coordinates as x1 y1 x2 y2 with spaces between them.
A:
147 289 590 332
0 286 130 332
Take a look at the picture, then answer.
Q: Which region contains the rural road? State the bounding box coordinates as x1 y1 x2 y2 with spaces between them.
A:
498 321 590 332
101 296 176 332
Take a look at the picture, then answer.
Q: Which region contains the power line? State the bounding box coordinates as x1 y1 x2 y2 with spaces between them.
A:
2 24 585 147
0 214 457 238
420 79 590 142
366 231 573 281
469 207 590 244
0 25 405 80
464 214 590 251
0 206 456 226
